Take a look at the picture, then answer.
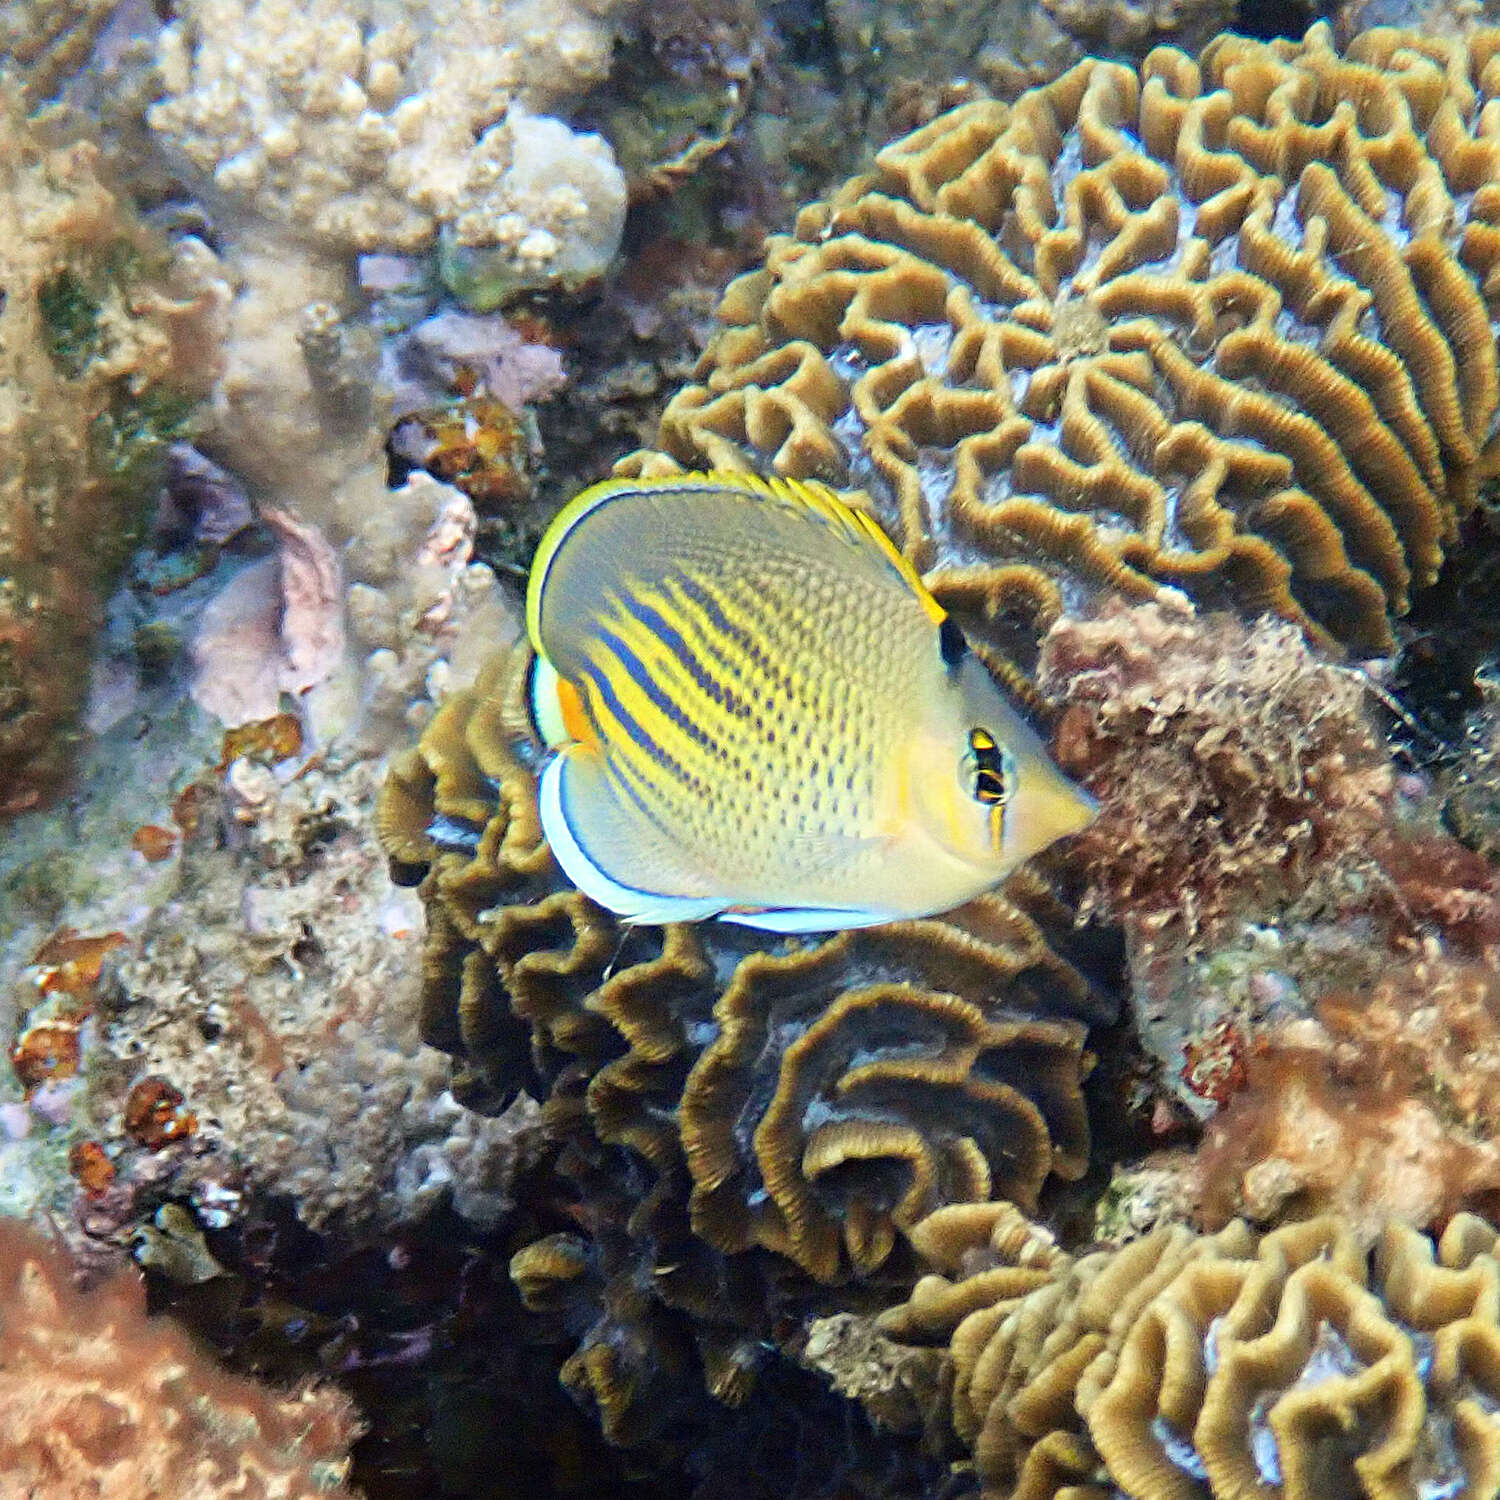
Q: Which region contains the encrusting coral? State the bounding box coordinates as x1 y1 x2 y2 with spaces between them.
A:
0 84 220 814
1196 956 1500 1236
0 1213 362 1497
148 0 629 296
376 638 1112 1434
621 23 1500 656
865 1200 1500 1500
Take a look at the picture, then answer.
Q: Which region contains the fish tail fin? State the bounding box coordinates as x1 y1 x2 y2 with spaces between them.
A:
526 652 598 752
539 748 726 926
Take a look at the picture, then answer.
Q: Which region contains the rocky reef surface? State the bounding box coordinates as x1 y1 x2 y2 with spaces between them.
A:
4 2 1500 1499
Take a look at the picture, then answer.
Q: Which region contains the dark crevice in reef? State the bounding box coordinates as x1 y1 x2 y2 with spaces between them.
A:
1234 0 1318 38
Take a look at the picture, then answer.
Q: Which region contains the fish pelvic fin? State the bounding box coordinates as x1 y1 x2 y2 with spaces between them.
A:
538 748 725 926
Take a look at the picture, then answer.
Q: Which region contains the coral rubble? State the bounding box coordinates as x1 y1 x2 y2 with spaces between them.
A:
869 1200 1500 1500
376 639 1114 1434
0 1214 361 1497
0 85 219 813
623 24 1500 656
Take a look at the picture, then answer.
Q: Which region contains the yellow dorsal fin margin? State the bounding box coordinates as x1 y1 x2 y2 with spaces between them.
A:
526 470 945 652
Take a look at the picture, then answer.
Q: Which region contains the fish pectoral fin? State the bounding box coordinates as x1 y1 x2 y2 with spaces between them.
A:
538 748 724 927
773 826 896 877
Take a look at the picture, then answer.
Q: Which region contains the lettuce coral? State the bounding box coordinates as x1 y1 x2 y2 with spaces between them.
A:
377 638 1111 1436
621 23 1500 656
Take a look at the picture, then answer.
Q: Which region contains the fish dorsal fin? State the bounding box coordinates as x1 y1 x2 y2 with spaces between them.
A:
738 472 945 624
526 470 945 656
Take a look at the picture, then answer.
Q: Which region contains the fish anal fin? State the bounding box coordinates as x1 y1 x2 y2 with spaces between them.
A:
539 749 722 926
723 905 902 933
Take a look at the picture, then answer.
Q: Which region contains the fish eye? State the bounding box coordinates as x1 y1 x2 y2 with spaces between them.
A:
938 615 967 668
964 728 1011 806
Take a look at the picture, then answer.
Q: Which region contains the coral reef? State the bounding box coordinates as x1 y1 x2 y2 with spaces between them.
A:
0 0 120 106
382 308 568 418
88 748 548 1235
0 1213 361 1497
1024 598 1500 1148
148 0 630 287
189 505 344 727
1036 599 1392 944
824 0 1232 112
622 24 1500 656
377 637 1115 1434
199 241 379 515
1445 661 1500 861
867 1201 1500 1500
0 86 221 813
1196 955 1500 1235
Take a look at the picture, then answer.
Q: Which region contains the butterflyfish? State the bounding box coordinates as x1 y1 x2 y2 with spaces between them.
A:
523 471 1097 932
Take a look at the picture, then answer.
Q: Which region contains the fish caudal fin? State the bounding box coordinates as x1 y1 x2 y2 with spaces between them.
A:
527 650 599 752
538 748 726 926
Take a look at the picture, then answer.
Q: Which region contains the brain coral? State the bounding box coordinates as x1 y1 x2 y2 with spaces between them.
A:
622 23 1500 655
377 641 1112 1433
875 1201 1500 1500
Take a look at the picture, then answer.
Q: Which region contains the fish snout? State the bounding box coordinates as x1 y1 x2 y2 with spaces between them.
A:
1003 763 1098 865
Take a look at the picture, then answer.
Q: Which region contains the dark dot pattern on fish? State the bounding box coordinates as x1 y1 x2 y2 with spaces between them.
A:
519 471 1096 931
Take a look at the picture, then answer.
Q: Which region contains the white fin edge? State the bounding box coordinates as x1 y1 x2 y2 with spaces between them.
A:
722 905 903 934
539 752 727 927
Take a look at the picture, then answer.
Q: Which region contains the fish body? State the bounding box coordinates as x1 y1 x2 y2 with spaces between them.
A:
524 471 1095 931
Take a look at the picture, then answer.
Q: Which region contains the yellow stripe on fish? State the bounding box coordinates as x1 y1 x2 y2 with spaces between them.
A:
525 471 1096 931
